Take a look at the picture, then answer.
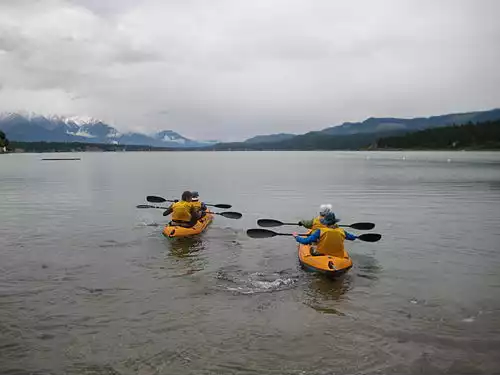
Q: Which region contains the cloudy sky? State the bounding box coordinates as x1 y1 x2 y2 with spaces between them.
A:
0 0 499 141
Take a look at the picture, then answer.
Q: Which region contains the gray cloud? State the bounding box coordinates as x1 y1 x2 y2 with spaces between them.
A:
0 0 499 141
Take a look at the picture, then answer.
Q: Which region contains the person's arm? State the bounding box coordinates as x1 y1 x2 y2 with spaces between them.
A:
299 218 314 229
162 205 174 216
188 205 199 223
190 205 198 216
343 229 357 241
294 229 321 245
201 202 207 211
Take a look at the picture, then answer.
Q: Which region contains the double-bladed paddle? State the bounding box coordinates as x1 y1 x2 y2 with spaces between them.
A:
147 195 232 209
256 218 375 230
246 228 381 242
136 204 168 209
138 203 241 219
207 211 242 219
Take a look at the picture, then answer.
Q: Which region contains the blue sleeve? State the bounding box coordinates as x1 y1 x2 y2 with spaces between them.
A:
344 230 357 241
295 230 321 245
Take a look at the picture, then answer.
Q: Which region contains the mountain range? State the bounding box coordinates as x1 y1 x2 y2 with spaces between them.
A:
2 108 500 150
0 112 216 148
219 108 500 150
243 133 296 144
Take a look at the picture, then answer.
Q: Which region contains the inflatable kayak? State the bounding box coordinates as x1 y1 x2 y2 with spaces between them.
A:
162 212 214 238
298 243 353 277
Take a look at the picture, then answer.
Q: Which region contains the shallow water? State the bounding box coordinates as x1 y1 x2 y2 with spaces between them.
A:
1 151 500 374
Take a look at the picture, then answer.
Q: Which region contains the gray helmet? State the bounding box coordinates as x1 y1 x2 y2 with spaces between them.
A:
320 212 340 225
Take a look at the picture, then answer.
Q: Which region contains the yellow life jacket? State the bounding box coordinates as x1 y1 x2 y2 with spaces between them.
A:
311 216 327 230
316 227 346 257
191 201 202 210
171 201 193 222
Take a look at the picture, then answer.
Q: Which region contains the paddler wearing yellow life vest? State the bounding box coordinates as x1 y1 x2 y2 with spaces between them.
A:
190 191 207 218
298 204 333 230
293 212 357 257
162 191 198 227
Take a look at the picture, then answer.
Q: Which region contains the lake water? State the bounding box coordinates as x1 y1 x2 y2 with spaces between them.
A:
1 151 500 374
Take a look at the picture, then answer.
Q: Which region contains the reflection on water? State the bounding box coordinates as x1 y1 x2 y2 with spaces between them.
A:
167 237 206 257
301 274 352 315
300 251 381 315
164 237 209 277
353 252 383 280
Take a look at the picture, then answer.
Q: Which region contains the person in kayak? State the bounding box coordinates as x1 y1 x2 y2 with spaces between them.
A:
163 191 198 227
298 204 333 230
191 191 207 218
293 212 357 256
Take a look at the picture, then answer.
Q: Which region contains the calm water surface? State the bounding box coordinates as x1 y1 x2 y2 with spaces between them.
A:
1 151 500 374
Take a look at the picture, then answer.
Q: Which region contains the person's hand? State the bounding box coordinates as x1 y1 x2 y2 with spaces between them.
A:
292 232 298 238
163 210 169 216
297 221 304 227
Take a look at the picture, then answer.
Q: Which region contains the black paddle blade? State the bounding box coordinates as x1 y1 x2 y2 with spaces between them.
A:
218 211 242 219
246 229 278 238
358 233 382 242
257 219 284 227
257 219 300 227
147 195 167 203
347 222 375 230
212 203 232 209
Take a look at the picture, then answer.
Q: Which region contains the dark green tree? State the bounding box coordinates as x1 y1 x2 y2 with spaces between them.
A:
0 130 9 150
375 120 500 150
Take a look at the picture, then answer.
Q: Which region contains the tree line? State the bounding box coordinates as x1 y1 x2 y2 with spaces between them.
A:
375 120 500 150
0 130 9 150
2 140 191 152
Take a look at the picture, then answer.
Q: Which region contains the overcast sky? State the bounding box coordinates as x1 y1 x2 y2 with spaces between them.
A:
0 0 499 141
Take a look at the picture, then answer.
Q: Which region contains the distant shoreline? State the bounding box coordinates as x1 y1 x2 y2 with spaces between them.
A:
3 147 500 154
2 136 499 154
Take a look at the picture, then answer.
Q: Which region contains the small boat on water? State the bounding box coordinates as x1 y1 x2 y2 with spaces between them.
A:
41 158 81 161
162 212 214 238
298 243 353 277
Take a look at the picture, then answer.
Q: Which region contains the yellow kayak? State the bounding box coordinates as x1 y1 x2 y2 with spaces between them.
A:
298 242 353 277
162 212 214 238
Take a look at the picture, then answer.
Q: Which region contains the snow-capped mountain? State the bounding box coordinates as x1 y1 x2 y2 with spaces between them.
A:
154 130 192 145
0 112 215 148
61 116 102 126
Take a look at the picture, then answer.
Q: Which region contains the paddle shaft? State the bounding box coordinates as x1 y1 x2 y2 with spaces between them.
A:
256 218 375 230
247 228 381 242
270 223 350 227
275 222 354 228
136 204 168 209
146 195 231 209
138 204 240 219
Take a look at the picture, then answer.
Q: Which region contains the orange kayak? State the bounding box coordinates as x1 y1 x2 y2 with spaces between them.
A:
162 212 214 238
298 243 353 277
